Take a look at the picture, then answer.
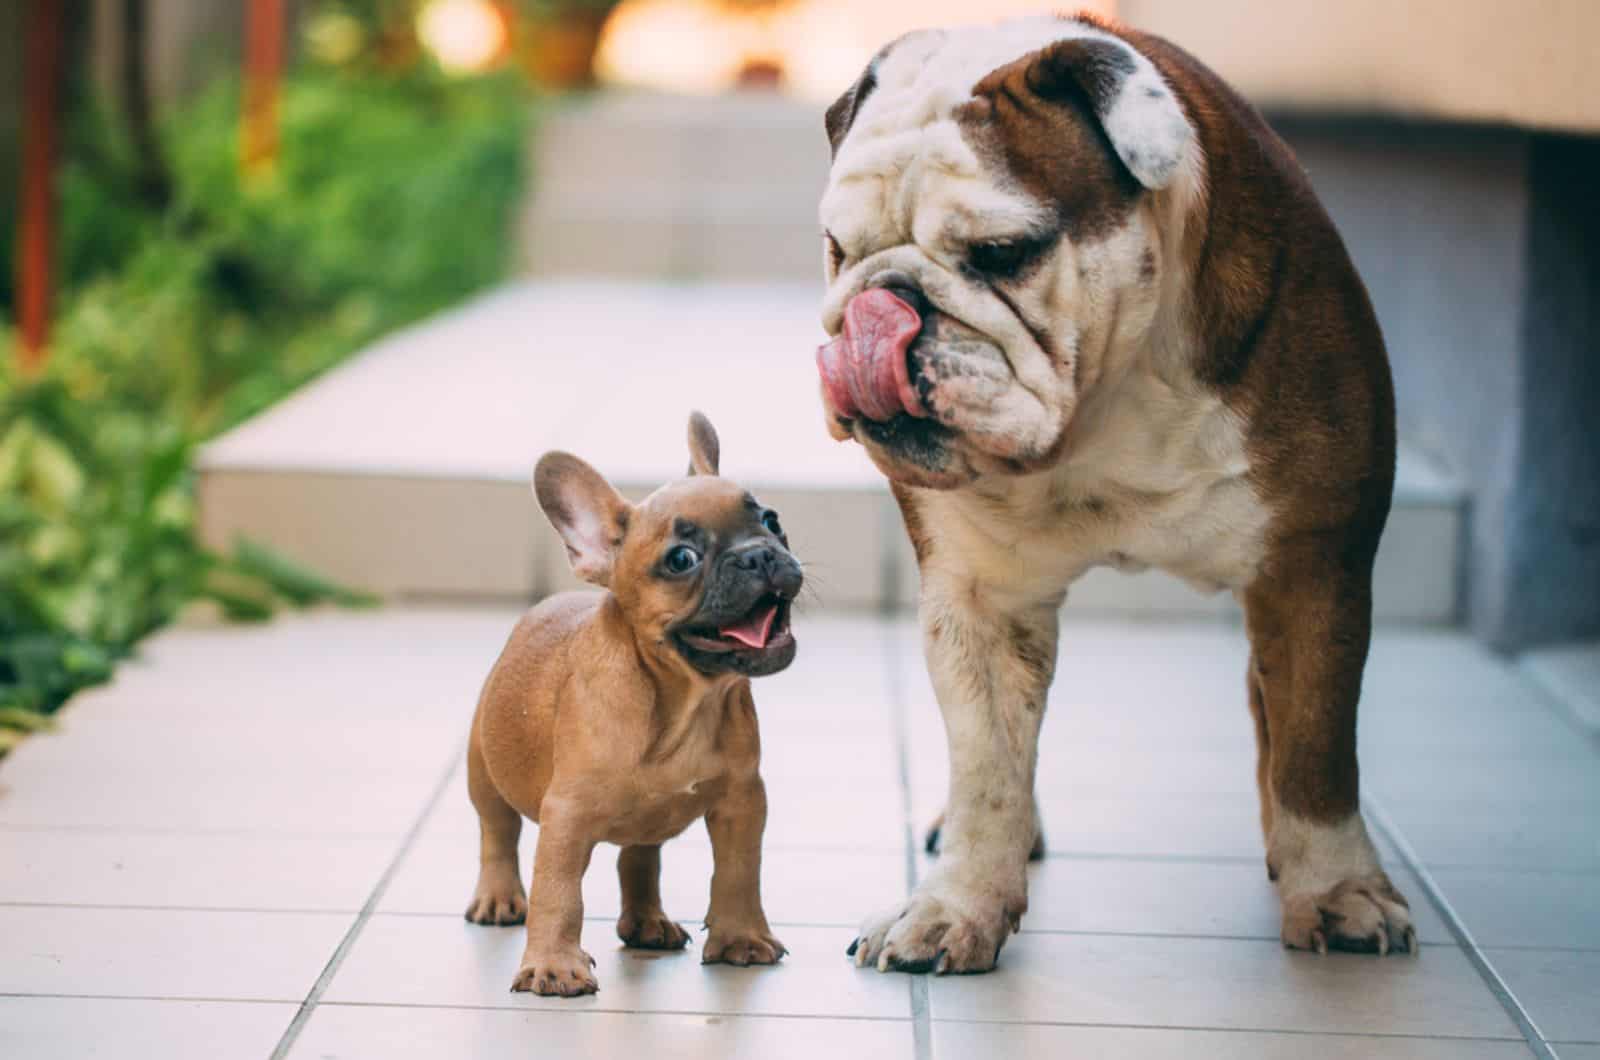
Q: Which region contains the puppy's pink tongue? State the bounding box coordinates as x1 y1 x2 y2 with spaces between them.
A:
719 603 778 649
814 289 925 422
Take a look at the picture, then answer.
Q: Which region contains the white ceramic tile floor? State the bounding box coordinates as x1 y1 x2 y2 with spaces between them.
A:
0 906 351 1002
0 997 297 1060
290 1006 914 1060
1 607 1592 1058
932 1022 1532 1059
1484 949 1600 1044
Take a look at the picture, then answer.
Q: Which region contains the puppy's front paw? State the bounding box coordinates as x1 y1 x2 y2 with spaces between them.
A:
464 878 527 926
510 947 598 997
617 910 690 951
849 873 1022 975
1281 873 1417 956
702 927 787 966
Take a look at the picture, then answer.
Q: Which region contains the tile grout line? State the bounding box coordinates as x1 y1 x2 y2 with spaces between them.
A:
1365 794 1558 1060
266 748 465 1060
881 617 934 1060
1516 654 1600 754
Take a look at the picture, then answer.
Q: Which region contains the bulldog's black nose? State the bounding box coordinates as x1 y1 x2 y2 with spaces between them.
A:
869 270 929 320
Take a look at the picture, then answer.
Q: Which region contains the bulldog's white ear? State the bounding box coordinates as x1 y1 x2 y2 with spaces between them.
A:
825 59 879 158
1021 36 1195 190
686 410 720 476
825 29 942 158
534 452 631 587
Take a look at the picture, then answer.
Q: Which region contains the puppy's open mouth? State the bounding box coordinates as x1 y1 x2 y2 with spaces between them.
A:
676 596 794 655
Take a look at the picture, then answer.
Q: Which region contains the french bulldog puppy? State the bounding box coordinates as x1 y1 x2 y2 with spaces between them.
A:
463 413 799 997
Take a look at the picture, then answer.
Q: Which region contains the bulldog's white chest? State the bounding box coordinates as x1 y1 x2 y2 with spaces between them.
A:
920 370 1273 601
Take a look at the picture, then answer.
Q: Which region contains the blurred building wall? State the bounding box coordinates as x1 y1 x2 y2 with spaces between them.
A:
1271 118 1598 650
1123 0 1600 135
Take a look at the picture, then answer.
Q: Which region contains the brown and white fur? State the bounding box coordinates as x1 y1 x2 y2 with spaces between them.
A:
817 14 1412 974
464 414 799 995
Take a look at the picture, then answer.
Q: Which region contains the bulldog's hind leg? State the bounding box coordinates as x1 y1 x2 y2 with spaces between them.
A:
851 583 1057 974
1247 656 1274 857
1243 548 1415 956
463 736 527 926
616 845 689 950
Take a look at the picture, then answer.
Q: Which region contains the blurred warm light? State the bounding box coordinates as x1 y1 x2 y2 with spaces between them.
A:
417 0 509 74
303 10 367 66
597 0 1115 100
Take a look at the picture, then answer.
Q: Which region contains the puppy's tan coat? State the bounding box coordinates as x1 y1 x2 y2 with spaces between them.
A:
464 414 799 996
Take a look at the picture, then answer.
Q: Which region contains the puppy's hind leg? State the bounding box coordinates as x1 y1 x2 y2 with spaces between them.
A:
616 845 689 950
464 736 527 926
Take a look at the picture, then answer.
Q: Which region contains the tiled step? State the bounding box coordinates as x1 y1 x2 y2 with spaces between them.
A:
517 92 827 281
197 280 1465 621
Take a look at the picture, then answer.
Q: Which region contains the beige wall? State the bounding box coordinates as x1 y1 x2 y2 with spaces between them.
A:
1122 0 1600 133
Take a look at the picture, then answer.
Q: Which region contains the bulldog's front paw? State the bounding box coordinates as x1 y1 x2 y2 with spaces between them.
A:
617 909 690 951
848 873 1023 974
510 947 598 996
702 926 787 966
1281 873 1417 956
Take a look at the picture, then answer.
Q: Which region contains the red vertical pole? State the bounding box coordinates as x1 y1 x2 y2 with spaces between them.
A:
241 0 285 176
15 0 65 373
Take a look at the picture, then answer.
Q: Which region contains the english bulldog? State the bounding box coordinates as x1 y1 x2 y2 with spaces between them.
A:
816 13 1413 973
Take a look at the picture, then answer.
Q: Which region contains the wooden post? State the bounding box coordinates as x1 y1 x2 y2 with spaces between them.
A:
15 0 65 373
241 0 285 176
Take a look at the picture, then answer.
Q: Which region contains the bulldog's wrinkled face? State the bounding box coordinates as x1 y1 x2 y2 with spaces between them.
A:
816 16 1200 489
535 414 803 680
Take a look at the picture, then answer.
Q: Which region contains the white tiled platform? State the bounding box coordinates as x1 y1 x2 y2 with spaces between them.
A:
517 94 828 281
197 280 1467 621
3 608 1595 1059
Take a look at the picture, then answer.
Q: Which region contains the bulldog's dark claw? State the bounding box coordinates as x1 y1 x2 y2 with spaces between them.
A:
886 953 938 974
846 938 859 957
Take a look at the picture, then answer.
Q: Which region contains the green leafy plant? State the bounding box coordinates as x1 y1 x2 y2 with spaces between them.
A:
0 64 530 745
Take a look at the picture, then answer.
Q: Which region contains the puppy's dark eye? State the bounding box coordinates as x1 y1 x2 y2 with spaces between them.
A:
825 232 846 273
761 510 783 536
966 237 1048 280
663 546 700 575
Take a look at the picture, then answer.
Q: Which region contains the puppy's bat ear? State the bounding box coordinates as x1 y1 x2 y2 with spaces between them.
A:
980 33 1195 190
686 410 720 477
534 452 631 587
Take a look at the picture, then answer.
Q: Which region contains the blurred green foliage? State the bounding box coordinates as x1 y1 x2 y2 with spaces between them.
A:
0 65 530 744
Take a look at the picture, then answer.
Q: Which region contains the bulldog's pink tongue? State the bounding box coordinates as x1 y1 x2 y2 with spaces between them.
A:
815 289 926 422
719 602 778 649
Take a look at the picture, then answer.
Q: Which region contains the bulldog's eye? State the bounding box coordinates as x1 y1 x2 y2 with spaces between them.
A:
761 510 783 537
966 237 1048 280
825 232 846 273
663 546 701 575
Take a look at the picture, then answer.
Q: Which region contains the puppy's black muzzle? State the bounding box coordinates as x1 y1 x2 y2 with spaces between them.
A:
721 544 804 605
